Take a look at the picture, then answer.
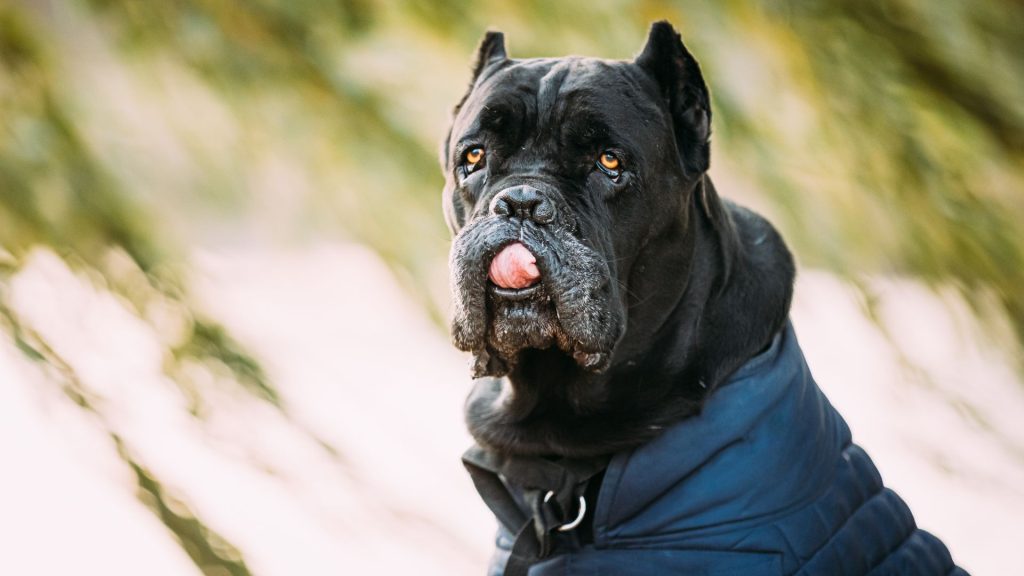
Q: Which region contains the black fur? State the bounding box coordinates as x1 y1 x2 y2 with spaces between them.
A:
442 21 795 458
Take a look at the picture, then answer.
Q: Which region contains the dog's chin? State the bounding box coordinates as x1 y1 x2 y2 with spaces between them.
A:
489 286 558 349
479 286 560 377
457 282 615 378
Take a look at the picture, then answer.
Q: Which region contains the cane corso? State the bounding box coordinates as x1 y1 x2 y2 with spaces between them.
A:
440 20 964 576
443 22 792 457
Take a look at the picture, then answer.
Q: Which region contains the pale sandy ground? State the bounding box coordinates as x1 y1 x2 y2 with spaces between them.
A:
1 243 1022 575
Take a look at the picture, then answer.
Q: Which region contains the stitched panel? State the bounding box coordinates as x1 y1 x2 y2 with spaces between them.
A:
865 530 964 576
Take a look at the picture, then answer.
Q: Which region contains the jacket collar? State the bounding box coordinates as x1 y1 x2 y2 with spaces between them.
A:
593 322 851 544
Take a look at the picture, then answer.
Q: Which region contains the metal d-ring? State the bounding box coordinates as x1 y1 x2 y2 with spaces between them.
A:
543 490 588 532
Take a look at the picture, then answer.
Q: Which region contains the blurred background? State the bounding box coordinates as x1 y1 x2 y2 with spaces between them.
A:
1 0 1022 574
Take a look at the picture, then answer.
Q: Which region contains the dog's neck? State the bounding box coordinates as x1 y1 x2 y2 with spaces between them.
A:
466 176 795 458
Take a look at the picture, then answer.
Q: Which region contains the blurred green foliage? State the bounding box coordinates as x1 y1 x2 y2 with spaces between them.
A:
4 0 1021 344
0 6 160 268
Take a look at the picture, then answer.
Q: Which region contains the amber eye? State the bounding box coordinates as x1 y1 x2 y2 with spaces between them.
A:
598 151 620 172
466 147 485 165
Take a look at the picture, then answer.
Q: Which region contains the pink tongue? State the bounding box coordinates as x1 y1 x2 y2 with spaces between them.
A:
489 242 541 289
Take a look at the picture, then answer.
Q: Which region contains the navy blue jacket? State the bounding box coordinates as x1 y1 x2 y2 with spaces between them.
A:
488 323 967 575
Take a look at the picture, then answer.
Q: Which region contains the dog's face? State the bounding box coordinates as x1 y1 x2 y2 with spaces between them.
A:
443 24 711 380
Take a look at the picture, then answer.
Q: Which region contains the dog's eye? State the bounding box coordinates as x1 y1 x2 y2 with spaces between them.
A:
459 147 486 179
597 151 621 176
466 147 485 167
598 152 620 170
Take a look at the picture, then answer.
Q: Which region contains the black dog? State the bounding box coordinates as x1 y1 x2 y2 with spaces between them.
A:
442 21 965 576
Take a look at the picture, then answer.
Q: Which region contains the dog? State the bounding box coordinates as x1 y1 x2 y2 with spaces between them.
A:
442 21 966 576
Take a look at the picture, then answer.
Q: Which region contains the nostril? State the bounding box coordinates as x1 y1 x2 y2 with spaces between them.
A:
491 198 512 217
532 200 555 224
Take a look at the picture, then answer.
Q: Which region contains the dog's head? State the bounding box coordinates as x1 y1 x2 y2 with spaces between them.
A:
442 22 712 379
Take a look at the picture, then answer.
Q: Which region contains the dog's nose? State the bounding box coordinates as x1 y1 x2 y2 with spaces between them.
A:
490 186 556 224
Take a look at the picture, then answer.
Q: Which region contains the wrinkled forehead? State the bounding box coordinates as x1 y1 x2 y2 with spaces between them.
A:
451 57 666 150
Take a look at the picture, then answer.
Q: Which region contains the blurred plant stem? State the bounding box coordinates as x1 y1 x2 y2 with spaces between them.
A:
0 298 254 576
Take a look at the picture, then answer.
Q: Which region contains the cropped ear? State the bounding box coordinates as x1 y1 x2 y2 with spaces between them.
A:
443 30 509 170
470 30 508 83
635 21 711 176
